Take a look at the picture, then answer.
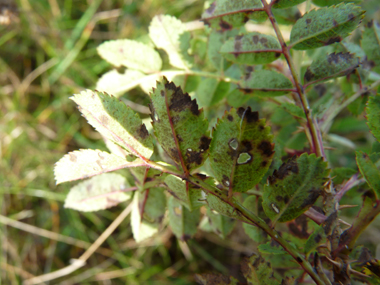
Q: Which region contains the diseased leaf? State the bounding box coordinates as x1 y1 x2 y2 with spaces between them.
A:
205 207 236 239
362 21 380 72
240 70 293 97
304 52 359 84
263 153 329 223
210 107 274 193
304 211 337 254
272 6 302 25
55 149 144 184
164 174 206 211
240 254 281 285
97 39 162 73
149 15 192 69
312 0 360 7
272 0 306 9
220 33 282 65
202 0 266 31
367 95 380 143
150 78 211 172
243 195 268 243
290 3 364 50
168 196 200 241
64 173 132 211
71 90 153 159
195 273 239 285
96 69 145 97
356 151 380 199
131 188 166 242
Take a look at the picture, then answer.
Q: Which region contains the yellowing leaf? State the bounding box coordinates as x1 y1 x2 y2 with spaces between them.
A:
71 90 153 159
64 173 133 212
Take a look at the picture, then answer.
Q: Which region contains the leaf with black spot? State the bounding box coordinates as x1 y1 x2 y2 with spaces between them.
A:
290 3 364 50
71 90 154 159
240 70 293 97
240 254 281 285
150 77 211 173
209 107 274 193
220 33 282 65
262 153 329 223
304 52 359 85
201 0 266 31
168 196 200 241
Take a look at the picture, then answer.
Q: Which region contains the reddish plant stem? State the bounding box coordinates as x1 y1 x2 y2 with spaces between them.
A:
260 0 324 158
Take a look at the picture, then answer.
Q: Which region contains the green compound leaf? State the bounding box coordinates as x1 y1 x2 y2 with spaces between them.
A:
97 39 162 73
240 254 281 285
220 33 282 65
168 196 200 241
164 174 206 211
149 15 192 70
210 107 274 193
356 151 380 199
272 0 306 9
131 188 166 242
240 70 293 97
272 6 302 25
262 153 330 223
64 173 132 212
54 149 145 184
243 196 268 243
205 207 236 239
96 69 145 97
362 20 380 72
202 0 266 31
71 90 154 159
150 78 211 172
304 52 359 85
367 95 380 143
289 3 364 50
279 102 306 119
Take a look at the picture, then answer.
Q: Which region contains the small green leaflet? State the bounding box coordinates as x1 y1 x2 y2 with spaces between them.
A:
150 78 211 172
304 52 359 85
149 15 192 70
262 153 329 223
131 188 166 242
64 173 133 212
97 39 162 73
240 70 293 97
54 149 145 184
168 196 200 241
279 102 306 119
164 174 206 211
202 0 266 31
356 151 380 199
220 33 281 65
205 207 236 239
71 90 154 159
272 0 306 9
209 107 274 192
367 95 380 143
290 3 364 50
96 69 145 97
240 255 281 285
362 20 380 72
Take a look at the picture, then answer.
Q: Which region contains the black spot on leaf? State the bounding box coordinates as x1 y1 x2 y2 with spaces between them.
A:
324 36 342 45
200 135 212 152
268 156 298 184
306 19 312 24
160 90 165 96
227 115 233 122
252 35 259 44
367 20 373 28
137 124 149 139
219 20 232 30
258 140 274 157
168 82 200 116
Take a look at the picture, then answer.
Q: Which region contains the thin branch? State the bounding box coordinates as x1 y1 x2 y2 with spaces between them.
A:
23 203 133 285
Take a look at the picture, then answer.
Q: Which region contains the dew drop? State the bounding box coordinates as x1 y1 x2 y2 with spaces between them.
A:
229 138 238 150
237 152 252 164
271 203 280 214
